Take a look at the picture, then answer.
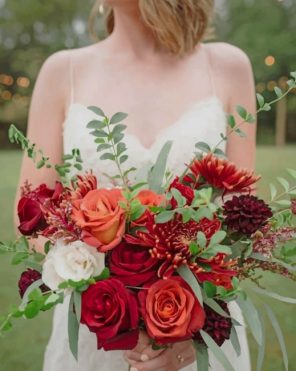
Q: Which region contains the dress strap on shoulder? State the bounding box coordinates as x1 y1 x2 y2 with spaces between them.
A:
69 51 75 104
204 44 217 96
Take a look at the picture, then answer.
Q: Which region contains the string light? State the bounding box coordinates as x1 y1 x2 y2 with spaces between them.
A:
0 74 14 86
17 77 30 88
265 55 275 67
1 90 12 100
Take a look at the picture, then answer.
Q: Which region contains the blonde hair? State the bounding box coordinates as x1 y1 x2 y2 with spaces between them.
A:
89 0 214 56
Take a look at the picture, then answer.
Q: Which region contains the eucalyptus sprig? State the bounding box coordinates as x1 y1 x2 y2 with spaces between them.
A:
180 71 296 179
8 124 83 185
87 107 133 190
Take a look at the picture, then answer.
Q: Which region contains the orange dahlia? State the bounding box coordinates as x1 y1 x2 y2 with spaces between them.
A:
185 153 260 194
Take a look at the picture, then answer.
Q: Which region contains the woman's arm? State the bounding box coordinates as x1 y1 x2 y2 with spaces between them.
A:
209 42 257 170
14 50 70 229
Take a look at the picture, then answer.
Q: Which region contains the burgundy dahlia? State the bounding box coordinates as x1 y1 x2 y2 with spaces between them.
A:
223 195 272 235
18 269 48 298
291 199 296 215
195 302 232 346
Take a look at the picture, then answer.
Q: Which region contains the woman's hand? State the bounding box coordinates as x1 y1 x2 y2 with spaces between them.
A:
123 331 196 371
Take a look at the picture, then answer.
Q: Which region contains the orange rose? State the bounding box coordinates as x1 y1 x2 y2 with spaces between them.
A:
138 277 205 344
134 190 164 226
71 189 125 252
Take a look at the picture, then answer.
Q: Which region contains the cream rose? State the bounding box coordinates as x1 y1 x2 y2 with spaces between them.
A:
42 239 105 290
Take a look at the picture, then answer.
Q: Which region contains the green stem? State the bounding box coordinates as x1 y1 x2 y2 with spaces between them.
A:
105 119 129 190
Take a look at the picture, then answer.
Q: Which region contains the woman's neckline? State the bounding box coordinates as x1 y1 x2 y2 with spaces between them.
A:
63 95 225 150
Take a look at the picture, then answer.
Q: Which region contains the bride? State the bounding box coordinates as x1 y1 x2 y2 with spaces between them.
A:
17 0 256 370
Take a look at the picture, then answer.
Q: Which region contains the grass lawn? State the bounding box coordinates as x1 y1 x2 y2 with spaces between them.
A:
0 147 295 371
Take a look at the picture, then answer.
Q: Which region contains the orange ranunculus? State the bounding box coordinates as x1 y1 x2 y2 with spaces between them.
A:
71 189 125 252
134 190 164 226
138 277 205 344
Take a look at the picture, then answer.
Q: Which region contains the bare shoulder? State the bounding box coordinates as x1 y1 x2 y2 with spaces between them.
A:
204 42 253 77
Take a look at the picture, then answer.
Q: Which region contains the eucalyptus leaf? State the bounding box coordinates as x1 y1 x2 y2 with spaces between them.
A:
230 325 241 357
148 141 173 193
87 106 105 117
110 112 128 124
19 279 43 310
100 153 115 161
195 142 211 153
265 304 288 371
86 120 106 130
74 291 82 323
119 155 128 164
202 298 230 317
269 183 277 200
277 177 289 192
236 296 263 346
155 210 175 224
286 168 296 179
227 114 236 128
236 105 248 120
274 87 283 98
177 265 203 306
200 330 235 371
209 231 227 248
253 287 296 304
256 94 265 108
68 293 79 361
194 341 209 371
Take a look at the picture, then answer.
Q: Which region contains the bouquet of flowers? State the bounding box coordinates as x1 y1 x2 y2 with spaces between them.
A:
1 72 296 371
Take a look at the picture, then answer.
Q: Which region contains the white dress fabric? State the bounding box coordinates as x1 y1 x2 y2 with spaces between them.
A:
43 97 251 371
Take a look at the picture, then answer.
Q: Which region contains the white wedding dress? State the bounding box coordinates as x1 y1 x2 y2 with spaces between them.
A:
43 59 251 370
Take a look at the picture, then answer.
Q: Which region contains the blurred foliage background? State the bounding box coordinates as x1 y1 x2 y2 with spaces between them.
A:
0 0 295 370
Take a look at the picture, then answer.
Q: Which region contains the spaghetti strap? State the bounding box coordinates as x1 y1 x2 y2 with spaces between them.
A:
204 44 216 96
69 51 75 104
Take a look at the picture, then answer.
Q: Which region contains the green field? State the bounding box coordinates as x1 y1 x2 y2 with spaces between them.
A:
0 148 295 371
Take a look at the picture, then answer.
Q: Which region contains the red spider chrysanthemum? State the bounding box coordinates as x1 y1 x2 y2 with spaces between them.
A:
185 153 260 194
126 213 236 288
70 173 98 200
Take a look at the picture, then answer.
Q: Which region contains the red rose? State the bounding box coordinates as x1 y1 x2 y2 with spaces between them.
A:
138 277 205 344
81 278 139 351
169 177 194 208
17 183 57 235
109 241 159 286
18 269 48 298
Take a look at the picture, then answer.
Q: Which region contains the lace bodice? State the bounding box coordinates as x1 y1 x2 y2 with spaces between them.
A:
63 97 226 185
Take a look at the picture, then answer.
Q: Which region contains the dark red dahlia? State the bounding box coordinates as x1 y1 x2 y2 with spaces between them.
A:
195 301 232 346
223 195 273 235
169 177 194 208
126 213 222 278
18 269 48 298
185 153 260 194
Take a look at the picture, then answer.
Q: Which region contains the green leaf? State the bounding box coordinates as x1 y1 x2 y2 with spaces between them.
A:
203 297 230 317
230 325 241 357
235 128 246 138
44 293 61 306
111 124 127 135
275 200 291 207
246 113 256 123
119 155 128 164
291 71 296 79
256 312 265 371
200 330 235 371
197 231 207 249
110 112 128 124
203 281 216 298
44 241 51 254
209 231 226 248
11 252 29 265
194 341 209 371
74 291 82 323
96 143 111 152
189 242 199 256
74 163 83 171
256 94 265 108
262 103 271 111
24 301 40 319
253 288 296 304
148 141 173 193
236 105 248 120
34 252 45 262
90 129 108 138
195 141 211 153
265 304 288 371
86 120 106 130
117 142 126 156
177 265 203 306
113 132 124 145
155 210 175 224
68 293 79 361
277 177 289 192
236 296 263 346
227 114 236 128
37 160 45 169
94 267 110 282
19 279 43 310
286 168 296 179
171 188 186 207
274 86 283 98
100 153 115 161
87 106 105 117
269 183 277 200
130 205 146 221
